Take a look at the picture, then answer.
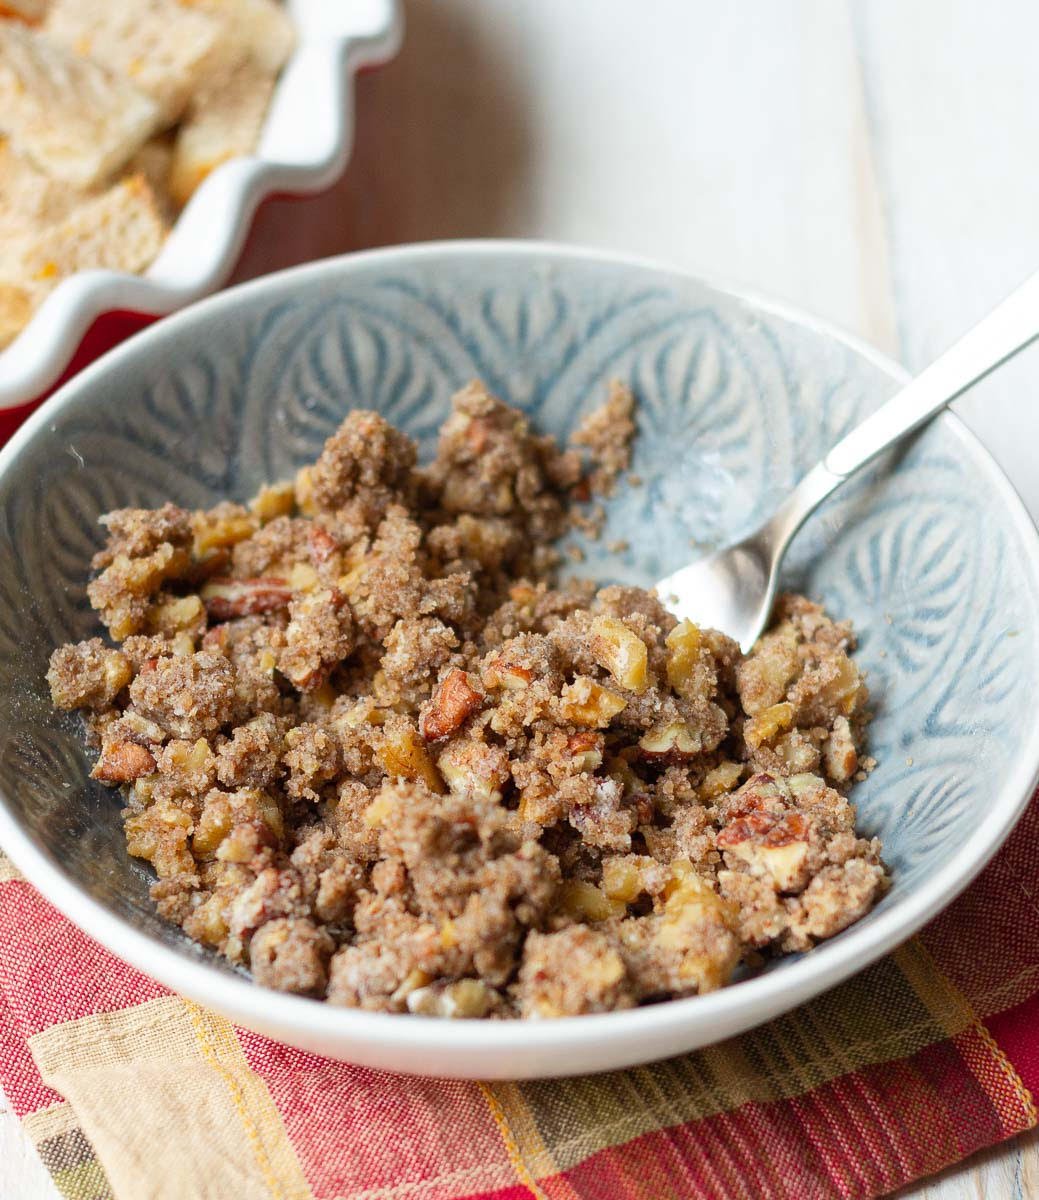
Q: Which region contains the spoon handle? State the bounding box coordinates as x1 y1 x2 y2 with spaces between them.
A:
826 268 1039 479
766 267 1039 551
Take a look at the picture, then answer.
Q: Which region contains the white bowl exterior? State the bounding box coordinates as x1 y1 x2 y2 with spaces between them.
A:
1 241 1038 1080
0 0 402 409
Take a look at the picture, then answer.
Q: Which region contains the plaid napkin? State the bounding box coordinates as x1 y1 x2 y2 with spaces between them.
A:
1 786 1037 1200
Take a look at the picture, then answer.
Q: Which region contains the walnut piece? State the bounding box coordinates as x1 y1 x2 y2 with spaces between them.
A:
559 675 627 726
589 615 649 693
91 741 156 783
744 701 794 749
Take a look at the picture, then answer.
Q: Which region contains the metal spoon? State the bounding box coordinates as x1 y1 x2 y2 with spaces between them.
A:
654 270 1039 651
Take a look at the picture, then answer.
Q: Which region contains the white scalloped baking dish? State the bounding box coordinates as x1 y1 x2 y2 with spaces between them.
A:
0 0 402 410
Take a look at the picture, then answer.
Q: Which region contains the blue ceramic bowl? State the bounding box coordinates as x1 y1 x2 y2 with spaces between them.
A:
1 242 1037 1078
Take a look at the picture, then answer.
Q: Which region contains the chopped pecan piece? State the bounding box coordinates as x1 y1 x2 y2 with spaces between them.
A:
483 655 533 689
307 525 339 566
377 719 446 794
420 669 483 742
638 721 702 762
717 809 808 850
566 730 604 771
201 577 292 620
201 626 227 652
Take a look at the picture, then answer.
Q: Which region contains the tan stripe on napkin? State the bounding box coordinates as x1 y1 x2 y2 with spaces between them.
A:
892 939 978 1036
29 994 312 1200
0 850 23 882
479 1081 564 1187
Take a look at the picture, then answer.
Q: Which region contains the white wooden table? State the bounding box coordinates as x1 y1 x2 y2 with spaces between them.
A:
4 2 1039 1195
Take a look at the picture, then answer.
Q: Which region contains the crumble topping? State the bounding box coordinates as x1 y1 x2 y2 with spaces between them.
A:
48 380 885 1016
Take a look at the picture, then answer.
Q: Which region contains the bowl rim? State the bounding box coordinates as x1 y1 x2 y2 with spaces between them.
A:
2 238 1038 1074
0 0 403 411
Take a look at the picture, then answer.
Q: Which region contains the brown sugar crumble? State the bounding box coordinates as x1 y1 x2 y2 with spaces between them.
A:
47 380 885 1018
569 380 636 498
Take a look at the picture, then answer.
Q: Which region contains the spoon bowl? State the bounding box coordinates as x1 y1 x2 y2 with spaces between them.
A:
656 268 1039 648
655 532 774 652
